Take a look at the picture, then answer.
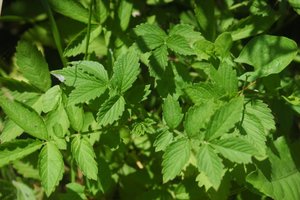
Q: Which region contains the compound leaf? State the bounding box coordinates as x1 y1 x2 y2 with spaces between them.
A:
71 136 98 180
38 142 64 196
166 34 194 55
111 50 140 93
162 137 191 183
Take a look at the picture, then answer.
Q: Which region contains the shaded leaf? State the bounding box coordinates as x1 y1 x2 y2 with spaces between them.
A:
71 136 98 180
162 137 191 182
0 139 43 167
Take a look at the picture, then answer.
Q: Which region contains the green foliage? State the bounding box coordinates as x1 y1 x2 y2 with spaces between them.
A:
1 0 300 199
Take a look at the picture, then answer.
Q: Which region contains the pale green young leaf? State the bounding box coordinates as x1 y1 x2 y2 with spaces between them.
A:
0 97 48 140
194 38 215 60
247 137 300 200
97 96 125 126
134 23 167 37
166 34 195 55
236 35 298 79
184 83 223 105
38 142 64 196
0 139 43 167
162 137 191 182
240 112 267 157
42 86 61 113
184 101 216 138
48 0 96 24
153 129 173 152
210 62 238 97
244 99 275 135
196 144 225 190
16 40 51 91
12 181 36 200
0 120 23 143
212 137 259 164
64 26 103 57
118 0 133 31
162 95 183 129
71 136 98 180
205 97 244 141
65 104 84 132
111 50 140 93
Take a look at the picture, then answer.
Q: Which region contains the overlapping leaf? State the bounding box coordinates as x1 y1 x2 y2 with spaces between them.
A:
71 136 98 180
153 129 173 152
0 139 43 167
162 137 191 182
196 144 225 190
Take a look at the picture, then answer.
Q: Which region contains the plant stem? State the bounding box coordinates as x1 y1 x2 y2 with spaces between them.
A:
41 0 67 68
84 0 94 60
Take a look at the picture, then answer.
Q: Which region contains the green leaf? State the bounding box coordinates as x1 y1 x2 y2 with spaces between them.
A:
13 159 40 180
162 137 191 182
52 62 109 104
0 97 48 140
0 139 43 167
212 137 259 164
184 83 223 105
205 97 244 141
230 15 278 41
196 144 225 190
245 99 275 135
153 129 173 152
193 0 216 40
48 0 96 24
12 181 35 200
140 34 166 50
0 120 23 143
96 95 125 126
166 34 194 55
111 50 140 93
247 137 300 200
134 23 167 38
168 24 203 44
214 32 233 59
162 95 183 129
118 0 133 31
95 0 110 24
236 35 298 79
71 136 98 180
64 26 103 57
240 112 267 158
42 85 62 113
65 104 84 132
210 62 238 97
16 40 51 91
184 101 216 138
38 142 64 196
150 44 169 71
288 0 300 14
